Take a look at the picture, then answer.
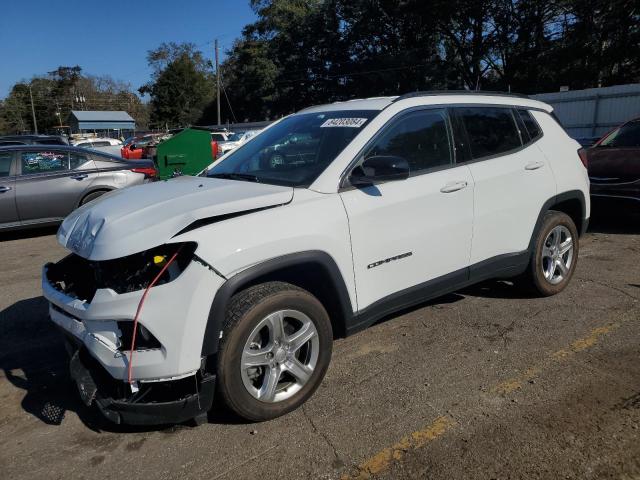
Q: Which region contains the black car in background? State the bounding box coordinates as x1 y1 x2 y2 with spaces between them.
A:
0 135 69 147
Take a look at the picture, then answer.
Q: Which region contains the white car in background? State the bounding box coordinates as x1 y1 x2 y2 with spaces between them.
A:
43 92 589 426
217 130 262 156
72 137 123 156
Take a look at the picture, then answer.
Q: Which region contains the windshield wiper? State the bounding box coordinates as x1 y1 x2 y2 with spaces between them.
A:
208 172 260 182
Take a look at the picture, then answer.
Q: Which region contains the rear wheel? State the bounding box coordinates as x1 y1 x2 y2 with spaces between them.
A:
80 190 108 206
525 210 579 296
217 282 332 421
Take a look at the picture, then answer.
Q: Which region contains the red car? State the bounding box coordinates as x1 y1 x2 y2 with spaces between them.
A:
583 117 640 204
121 135 160 159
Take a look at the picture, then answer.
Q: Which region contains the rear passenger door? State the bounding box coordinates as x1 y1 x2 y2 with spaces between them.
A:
0 151 19 226
453 106 556 267
15 149 97 224
340 108 474 310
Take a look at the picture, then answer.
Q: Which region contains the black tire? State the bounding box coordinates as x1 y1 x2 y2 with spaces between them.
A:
525 210 579 296
80 190 108 206
217 281 332 421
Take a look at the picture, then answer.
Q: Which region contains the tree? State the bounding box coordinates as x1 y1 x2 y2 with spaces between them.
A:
0 66 148 134
140 43 215 128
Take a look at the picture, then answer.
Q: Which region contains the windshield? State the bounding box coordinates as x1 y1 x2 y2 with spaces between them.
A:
207 110 378 187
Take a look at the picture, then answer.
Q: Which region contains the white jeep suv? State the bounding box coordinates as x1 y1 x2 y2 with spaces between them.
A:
43 92 589 425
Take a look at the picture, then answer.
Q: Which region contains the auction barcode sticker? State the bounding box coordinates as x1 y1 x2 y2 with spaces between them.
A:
320 118 368 128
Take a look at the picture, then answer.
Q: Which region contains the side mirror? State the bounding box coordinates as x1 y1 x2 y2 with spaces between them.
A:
349 155 410 186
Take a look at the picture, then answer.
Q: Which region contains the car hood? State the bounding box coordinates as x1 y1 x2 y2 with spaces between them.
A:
57 175 293 261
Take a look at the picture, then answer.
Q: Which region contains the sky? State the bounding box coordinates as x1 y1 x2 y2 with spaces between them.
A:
0 0 257 98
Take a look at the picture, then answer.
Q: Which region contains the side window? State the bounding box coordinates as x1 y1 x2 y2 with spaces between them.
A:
20 151 69 174
70 152 90 169
517 109 542 141
92 141 111 147
77 142 92 147
600 120 640 147
0 152 13 177
364 109 452 174
457 107 521 159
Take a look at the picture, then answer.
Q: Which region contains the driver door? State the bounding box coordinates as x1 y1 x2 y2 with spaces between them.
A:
339 108 474 310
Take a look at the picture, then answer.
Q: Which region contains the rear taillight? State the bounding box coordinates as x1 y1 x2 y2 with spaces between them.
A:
131 167 158 179
577 148 588 169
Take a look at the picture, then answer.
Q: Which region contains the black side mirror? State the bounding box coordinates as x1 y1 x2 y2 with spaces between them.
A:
349 155 410 186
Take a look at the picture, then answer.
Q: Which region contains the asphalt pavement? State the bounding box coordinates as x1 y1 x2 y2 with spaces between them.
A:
0 214 638 480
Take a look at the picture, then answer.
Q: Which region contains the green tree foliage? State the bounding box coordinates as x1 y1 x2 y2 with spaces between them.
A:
139 43 215 128
0 66 148 134
217 0 640 121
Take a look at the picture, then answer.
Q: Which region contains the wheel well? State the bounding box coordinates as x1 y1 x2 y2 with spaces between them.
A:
232 262 349 338
79 188 111 206
549 197 583 234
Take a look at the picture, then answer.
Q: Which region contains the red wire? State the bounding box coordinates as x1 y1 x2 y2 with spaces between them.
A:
127 249 181 385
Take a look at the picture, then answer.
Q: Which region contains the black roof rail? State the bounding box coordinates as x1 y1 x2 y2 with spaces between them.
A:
393 90 530 102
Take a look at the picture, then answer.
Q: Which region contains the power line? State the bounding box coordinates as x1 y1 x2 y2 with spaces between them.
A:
218 69 237 123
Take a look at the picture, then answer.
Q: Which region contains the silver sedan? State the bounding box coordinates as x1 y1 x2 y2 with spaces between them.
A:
0 145 157 230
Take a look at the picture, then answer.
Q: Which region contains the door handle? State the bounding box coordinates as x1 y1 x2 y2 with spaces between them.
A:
71 174 88 180
0 185 12 193
440 181 468 193
525 161 545 170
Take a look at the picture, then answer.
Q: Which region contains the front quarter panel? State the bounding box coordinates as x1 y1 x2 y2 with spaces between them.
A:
172 188 357 311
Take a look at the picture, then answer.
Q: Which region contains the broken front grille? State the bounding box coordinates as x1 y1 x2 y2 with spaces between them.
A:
46 242 197 303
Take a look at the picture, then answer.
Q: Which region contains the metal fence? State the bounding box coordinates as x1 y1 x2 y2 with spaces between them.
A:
532 83 640 139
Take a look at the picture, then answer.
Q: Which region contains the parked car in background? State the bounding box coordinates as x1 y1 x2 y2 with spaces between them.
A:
210 130 231 158
72 137 123 156
582 117 640 204
0 134 68 146
121 135 158 159
217 130 262 156
0 145 156 230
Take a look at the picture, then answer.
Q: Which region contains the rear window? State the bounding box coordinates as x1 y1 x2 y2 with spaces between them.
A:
599 120 640 147
34 138 66 145
517 109 542 141
456 107 521 159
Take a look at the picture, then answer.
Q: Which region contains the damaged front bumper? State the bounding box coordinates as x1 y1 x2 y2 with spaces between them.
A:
42 247 225 425
65 337 215 425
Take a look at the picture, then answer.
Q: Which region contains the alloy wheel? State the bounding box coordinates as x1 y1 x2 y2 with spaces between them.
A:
541 225 574 285
240 309 319 403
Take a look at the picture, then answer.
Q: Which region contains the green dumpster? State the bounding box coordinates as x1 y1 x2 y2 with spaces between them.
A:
155 128 214 180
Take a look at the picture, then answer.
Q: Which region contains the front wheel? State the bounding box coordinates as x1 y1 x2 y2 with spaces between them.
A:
525 210 579 296
217 282 333 421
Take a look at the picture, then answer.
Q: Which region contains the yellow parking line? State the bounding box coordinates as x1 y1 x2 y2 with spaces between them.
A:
340 416 456 480
342 315 634 479
494 321 621 394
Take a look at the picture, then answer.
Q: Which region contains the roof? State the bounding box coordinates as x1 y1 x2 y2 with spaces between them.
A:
298 91 551 114
70 110 135 122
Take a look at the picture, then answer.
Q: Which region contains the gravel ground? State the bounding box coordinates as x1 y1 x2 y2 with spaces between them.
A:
0 212 638 480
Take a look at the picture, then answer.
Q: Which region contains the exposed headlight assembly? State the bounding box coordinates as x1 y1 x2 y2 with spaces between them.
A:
47 242 197 302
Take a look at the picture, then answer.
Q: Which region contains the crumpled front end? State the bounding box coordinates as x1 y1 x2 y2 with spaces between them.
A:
43 242 225 425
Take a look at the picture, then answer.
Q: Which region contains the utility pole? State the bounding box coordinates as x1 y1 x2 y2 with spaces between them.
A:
215 38 221 126
28 85 38 134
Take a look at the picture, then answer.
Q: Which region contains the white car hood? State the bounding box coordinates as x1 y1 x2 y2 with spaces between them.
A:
57 176 293 261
